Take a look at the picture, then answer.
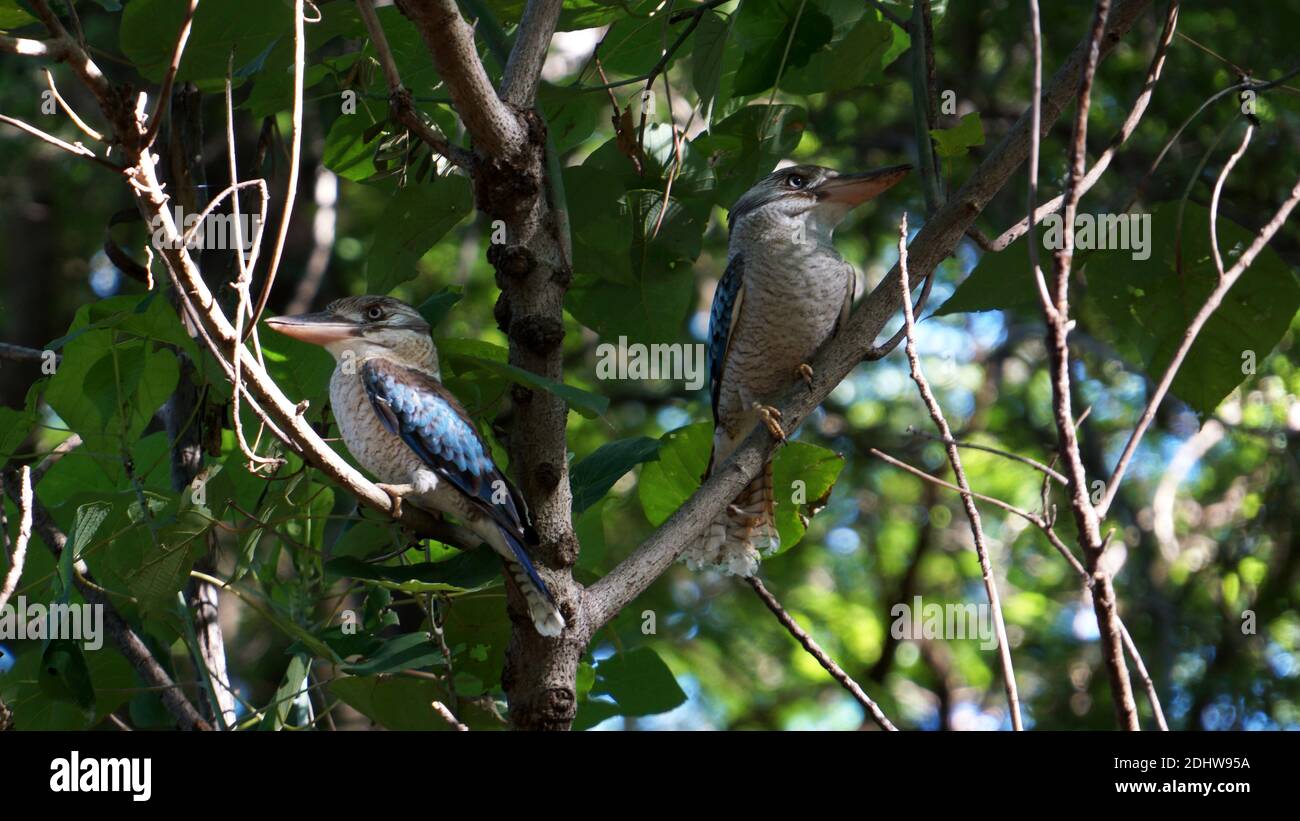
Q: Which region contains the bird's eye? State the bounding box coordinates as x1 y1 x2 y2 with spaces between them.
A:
365 306 385 321
786 174 807 189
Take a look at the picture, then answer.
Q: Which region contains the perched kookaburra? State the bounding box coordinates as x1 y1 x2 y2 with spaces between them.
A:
266 296 565 636
689 163 911 576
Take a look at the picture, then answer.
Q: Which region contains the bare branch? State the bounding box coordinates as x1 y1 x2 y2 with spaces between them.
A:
907 428 1068 485
356 0 471 166
500 0 563 107
0 466 32 614
0 112 118 170
431 700 469 731
992 1 1179 252
246 0 305 339
897 214 1022 730
141 0 199 148
42 67 104 142
747 577 897 731
0 33 66 59
396 0 526 156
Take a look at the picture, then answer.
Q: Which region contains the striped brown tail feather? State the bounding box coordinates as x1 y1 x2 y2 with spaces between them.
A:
683 460 779 576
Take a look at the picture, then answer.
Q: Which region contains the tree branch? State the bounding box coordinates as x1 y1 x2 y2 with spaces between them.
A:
500 0 563 107
897 214 1022 730
747 577 897 731
395 0 526 156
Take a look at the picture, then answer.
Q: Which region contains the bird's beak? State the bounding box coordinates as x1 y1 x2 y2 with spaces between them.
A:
264 311 359 346
815 164 912 207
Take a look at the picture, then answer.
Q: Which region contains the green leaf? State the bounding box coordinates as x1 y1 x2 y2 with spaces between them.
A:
590 647 687 717
120 0 288 88
930 112 985 158
341 633 445 676
366 176 473 293
39 639 96 712
637 423 712 527
781 6 908 94
935 234 1041 316
257 653 312 730
329 674 452 730
324 550 502 594
570 437 661 514
445 350 610 420
322 111 384 182
1085 202 1300 415
733 0 834 96
418 288 463 330
691 104 807 206
771 442 845 552
692 11 732 124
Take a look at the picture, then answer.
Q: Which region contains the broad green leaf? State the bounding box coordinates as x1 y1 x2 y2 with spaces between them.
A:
733 0 834 96
692 104 807 206
771 441 845 552
637 422 712 526
322 111 384 182
418 288 464 329
258 653 312 730
341 633 445 676
692 11 732 125
120 0 288 89
590 647 687 717
366 176 474 293
930 112 985 158
1086 202 1300 415
329 674 453 730
570 436 661 514
324 550 502 594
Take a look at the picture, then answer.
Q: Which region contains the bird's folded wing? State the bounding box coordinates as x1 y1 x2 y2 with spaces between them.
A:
360 358 529 537
708 253 746 424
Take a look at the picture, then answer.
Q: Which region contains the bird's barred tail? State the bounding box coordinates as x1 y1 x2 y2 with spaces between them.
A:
499 528 566 637
684 460 779 577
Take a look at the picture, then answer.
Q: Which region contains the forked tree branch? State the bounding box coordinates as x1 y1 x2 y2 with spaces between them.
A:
500 0 563 107
395 0 527 156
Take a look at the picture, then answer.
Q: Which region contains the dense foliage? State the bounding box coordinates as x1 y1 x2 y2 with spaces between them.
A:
1 0 1297 730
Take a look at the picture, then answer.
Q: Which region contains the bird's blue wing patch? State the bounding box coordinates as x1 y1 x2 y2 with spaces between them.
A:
361 359 513 518
708 254 744 423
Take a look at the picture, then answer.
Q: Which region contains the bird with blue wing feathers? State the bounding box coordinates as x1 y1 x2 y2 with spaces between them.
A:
692 163 911 576
266 296 565 637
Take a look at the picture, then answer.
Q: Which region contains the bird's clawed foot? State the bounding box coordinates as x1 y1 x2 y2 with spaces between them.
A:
796 363 815 390
752 402 787 442
375 483 414 518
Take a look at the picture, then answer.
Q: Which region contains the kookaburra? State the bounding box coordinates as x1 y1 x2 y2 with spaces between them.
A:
266 296 565 636
690 163 911 576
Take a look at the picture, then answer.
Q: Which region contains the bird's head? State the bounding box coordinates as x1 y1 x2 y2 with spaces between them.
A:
264 295 439 375
729 163 911 242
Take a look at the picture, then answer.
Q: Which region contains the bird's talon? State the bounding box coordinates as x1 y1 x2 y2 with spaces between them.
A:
752 402 787 442
376 483 404 518
797 363 814 389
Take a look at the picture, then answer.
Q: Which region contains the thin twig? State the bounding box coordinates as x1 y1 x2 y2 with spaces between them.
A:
897 214 1022 730
245 0 305 340
142 0 199 148
431 700 469 731
907 428 1069 485
43 67 104 142
0 113 118 170
746 576 898 731
0 466 32 613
